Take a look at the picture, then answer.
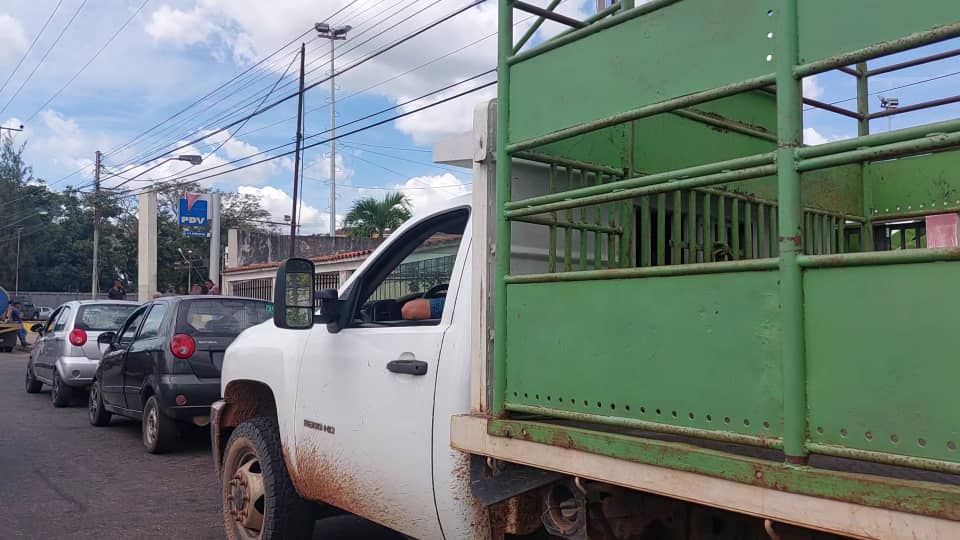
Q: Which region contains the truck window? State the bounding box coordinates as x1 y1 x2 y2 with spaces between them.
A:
354 209 468 326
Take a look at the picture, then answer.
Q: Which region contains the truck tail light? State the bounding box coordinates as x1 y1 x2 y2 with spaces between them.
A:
69 329 87 346
170 334 196 359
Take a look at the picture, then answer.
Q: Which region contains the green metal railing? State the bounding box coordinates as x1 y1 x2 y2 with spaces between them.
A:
494 0 960 511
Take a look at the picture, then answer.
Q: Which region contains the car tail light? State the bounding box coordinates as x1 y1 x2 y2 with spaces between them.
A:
170 334 196 359
69 329 87 346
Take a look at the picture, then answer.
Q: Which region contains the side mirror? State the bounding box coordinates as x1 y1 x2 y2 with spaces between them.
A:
274 258 315 330
30 323 43 334
97 331 117 353
315 289 342 325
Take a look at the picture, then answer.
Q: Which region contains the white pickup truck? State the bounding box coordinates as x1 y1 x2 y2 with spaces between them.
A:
211 101 959 540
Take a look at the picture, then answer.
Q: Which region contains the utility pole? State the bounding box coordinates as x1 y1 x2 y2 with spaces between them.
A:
289 43 306 258
15 227 22 298
91 150 101 299
316 23 351 238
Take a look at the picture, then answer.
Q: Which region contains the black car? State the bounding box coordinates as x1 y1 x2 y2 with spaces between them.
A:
89 296 272 453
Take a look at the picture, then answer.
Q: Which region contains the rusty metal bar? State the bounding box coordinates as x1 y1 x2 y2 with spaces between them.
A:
758 203 768 258
512 0 563 54
798 131 960 172
688 190 697 262
770 206 778 257
797 247 960 268
761 87 861 119
798 117 960 159
794 22 960 78
657 193 666 265
806 442 960 476
717 193 727 259
837 66 860 77
564 166 573 272
506 257 781 284
868 48 960 77
514 150 624 177
640 196 651 267
671 108 777 142
620 201 633 267
548 165 557 273
868 94 960 119
703 193 712 262
593 174 602 269
731 198 740 260
579 171 588 270
513 1 586 29
672 191 682 264
512 215 622 234
872 204 960 221
744 202 753 259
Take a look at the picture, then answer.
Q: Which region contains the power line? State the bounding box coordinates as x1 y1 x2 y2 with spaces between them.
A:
118 80 495 198
0 0 88 117
804 70 960 111
130 69 495 186
0 0 64 97
104 0 486 180
27 0 151 123
339 142 464 174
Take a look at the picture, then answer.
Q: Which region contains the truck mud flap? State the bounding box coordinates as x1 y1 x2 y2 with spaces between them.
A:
470 454 563 506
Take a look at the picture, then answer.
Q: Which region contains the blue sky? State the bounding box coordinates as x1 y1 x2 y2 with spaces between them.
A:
0 0 958 233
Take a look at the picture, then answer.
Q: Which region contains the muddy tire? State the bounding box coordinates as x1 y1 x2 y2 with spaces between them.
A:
142 395 178 454
51 370 72 408
25 362 42 393
88 379 111 426
221 416 314 540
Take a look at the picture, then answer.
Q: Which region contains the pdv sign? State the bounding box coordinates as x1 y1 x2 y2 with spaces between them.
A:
179 193 209 228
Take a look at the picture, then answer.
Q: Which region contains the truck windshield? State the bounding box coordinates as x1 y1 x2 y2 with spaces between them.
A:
176 299 272 336
76 304 139 331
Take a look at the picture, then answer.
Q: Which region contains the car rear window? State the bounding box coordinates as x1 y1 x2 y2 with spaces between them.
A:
176 299 272 336
76 304 139 331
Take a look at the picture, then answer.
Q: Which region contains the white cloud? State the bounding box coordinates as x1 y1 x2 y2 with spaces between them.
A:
305 152 354 182
0 14 28 63
802 76 824 100
803 127 830 145
359 173 470 214
238 184 338 233
145 5 218 48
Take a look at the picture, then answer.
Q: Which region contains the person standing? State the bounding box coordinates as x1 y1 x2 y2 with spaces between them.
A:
7 301 28 348
190 284 203 295
204 279 221 295
107 279 126 300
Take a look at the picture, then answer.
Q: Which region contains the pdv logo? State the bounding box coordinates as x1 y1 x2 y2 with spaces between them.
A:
179 193 209 228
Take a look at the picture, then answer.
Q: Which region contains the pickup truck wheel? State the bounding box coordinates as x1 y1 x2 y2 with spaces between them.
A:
51 370 72 408
88 379 111 426
143 395 178 454
222 417 313 540
25 362 42 393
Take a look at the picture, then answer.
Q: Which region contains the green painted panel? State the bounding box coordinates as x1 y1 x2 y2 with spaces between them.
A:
798 1 959 65
801 164 862 217
536 125 629 172
508 0 774 144
866 149 960 216
805 262 960 463
504 272 783 438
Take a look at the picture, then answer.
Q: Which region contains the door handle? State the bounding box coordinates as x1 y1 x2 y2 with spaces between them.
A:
386 359 428 376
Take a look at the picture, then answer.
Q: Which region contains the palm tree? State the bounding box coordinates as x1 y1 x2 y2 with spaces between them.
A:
342 192 412 237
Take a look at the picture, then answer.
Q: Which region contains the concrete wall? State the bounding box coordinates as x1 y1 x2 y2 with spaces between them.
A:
227 230 383 268
15 291 113 309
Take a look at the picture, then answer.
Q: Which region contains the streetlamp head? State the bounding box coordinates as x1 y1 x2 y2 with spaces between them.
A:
315 22 330 33
177 154 203 165
333 25 352 36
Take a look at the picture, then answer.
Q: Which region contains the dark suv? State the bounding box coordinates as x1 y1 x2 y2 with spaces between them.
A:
89 296 272 453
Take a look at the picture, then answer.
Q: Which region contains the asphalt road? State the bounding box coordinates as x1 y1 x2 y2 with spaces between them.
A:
0 351 402 539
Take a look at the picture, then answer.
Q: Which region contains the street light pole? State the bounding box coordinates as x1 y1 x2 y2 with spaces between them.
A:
15 227 22 298
316 22 351 238
289 43 306 258
92 150 101 298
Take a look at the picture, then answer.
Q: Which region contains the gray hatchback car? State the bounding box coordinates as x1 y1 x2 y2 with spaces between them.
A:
25 300 140 407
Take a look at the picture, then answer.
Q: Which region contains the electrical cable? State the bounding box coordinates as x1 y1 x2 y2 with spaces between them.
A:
0 0 64 97
0 0 88 116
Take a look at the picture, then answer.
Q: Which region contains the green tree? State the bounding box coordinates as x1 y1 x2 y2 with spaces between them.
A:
342 192 412 237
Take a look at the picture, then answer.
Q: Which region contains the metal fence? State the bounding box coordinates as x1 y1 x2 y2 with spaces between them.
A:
315 271 340 292
370 256 455 301
229 277 274 301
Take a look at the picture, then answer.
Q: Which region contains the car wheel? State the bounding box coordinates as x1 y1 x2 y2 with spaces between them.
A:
221 417 314 540
51 370 72 408
142 395 178 454
25 362 42 393
88 379 111 426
